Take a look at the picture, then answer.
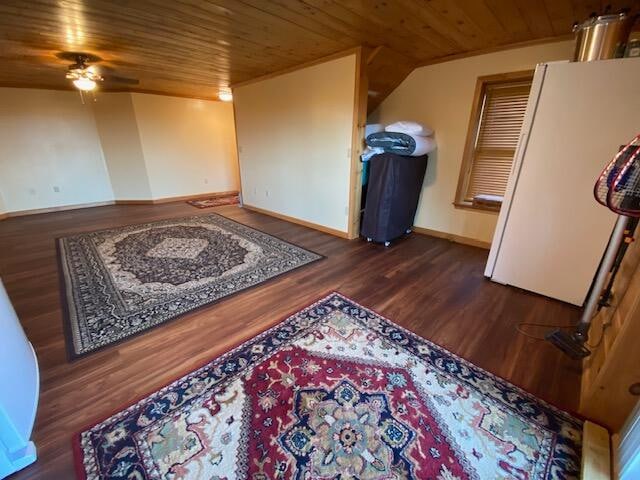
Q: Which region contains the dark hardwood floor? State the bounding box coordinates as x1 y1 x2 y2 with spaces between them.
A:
0 202 583 479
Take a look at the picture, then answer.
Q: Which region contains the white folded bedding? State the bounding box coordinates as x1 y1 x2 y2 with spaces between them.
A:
385 120 433 137
365 123 385 137
410 135 437 156
366 131 436 157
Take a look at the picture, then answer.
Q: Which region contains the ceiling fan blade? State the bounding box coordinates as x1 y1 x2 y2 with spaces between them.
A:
102 74 139 85
56 51 102 63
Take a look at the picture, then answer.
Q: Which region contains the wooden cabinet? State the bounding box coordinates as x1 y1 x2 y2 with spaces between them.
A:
580 235 640 431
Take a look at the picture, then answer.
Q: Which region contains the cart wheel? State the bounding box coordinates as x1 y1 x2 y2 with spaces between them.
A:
405 228 412 234
384 241 391 247
366 237 372 242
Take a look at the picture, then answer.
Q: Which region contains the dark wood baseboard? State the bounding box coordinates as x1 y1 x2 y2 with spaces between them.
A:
412 226 491 250
242 204 350 239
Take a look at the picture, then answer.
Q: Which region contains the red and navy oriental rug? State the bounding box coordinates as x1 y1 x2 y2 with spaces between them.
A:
75 293 582 479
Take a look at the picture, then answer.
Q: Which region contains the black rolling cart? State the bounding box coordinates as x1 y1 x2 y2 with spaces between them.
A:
361 152 428 246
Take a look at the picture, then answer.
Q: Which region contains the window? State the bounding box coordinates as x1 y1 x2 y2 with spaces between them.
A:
455 71 534 211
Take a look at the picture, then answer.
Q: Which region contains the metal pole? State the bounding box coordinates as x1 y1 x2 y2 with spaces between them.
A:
575 215 629 341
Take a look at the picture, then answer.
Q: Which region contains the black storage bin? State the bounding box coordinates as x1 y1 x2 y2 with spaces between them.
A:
361 152 428 244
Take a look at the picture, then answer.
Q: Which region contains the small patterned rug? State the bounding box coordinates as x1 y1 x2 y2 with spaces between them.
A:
58 214 321 358
75 293 582 479
187 193 240 208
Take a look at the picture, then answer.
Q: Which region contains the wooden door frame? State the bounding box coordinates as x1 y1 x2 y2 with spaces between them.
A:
346 47 369 240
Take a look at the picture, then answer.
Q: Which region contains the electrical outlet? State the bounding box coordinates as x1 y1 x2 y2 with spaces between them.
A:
204 178 209 185
53 186 60 193
265 189 270 197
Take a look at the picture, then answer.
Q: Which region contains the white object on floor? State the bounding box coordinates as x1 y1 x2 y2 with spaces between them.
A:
485 59 639 305
385 120 433 137
0 278 39 478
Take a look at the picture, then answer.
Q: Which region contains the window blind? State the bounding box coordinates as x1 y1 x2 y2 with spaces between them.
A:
465 80 532 202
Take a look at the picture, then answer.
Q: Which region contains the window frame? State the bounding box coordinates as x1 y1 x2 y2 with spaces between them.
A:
454 70 534 213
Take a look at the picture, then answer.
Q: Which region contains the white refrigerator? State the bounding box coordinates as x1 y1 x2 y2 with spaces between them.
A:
0 279 38 478
485 58 640 306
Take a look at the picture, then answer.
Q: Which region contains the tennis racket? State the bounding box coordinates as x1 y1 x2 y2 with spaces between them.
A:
594 134 640 207
607 136 640 216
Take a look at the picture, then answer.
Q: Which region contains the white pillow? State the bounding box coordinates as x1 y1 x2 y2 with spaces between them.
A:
385 121 433 137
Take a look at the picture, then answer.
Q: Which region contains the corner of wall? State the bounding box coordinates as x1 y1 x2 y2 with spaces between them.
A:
128 93 156 199
90 106 116 205
93 92 153 201
129 92 243 201
125 94 154 199
0 189 7 220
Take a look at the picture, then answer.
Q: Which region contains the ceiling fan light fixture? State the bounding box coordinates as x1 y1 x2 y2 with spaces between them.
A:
218 91 233 102
73 77 97 91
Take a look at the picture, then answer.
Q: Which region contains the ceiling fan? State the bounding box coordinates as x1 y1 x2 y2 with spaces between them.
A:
57 52 139 92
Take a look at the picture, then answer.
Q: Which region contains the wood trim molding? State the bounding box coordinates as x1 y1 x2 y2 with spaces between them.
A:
455 73 486 206
454 69 534 207
366 46 384 65
417 34 573 68
231 100 244 207
109 89 222 101
0 83 76 92
581 421 611 480
412 226 491 250
0 213 8 221
115 191 239 205
230 47 360 90
242 204 349 239
453 201 500 214
0 84 224 103
347 47 368 240
5 201 116 218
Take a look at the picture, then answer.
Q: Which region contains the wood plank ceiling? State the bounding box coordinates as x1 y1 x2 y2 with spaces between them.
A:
0 0 636 101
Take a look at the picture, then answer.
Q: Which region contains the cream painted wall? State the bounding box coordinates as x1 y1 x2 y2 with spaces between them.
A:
234 55 356 233
0 88 114 213
0 190 6 215
130 94 239 199
369 40 575 244
92 92 152 200
0 89 238 213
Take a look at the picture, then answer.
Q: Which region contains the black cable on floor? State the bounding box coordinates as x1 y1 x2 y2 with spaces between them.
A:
516 322 572 341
